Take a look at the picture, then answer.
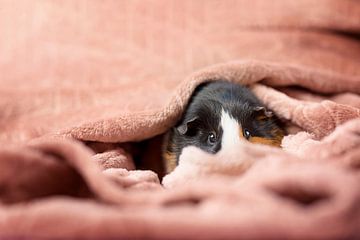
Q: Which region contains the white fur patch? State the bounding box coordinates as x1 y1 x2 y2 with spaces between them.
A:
220 109 241 151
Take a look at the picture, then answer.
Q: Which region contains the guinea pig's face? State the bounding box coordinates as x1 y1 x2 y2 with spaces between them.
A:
163 81 285 173
174 101 283 155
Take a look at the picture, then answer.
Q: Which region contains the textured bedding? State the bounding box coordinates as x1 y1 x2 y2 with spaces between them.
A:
0 1 360 239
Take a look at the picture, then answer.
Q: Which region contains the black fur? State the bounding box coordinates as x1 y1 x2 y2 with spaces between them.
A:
164 80 284 169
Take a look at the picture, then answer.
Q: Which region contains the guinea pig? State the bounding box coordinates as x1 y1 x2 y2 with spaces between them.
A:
163 80 285 173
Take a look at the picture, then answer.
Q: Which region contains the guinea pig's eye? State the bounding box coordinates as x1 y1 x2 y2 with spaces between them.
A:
243 129 251 140
207 132 217 145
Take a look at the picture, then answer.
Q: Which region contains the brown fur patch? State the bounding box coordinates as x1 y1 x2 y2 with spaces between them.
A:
249 136 281 147
249 126 284 147
163 150 177 174
162 133 178 174
256 115 268 121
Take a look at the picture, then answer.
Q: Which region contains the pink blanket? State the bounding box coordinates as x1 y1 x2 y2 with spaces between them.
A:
0 1 359 239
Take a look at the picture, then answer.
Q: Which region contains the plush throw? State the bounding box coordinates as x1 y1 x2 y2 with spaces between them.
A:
0 1 359 239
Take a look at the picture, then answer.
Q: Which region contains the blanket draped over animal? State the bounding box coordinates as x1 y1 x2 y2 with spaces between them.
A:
0 1 360 239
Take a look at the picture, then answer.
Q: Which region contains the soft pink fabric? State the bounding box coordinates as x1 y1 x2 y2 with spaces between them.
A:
0 1 359 239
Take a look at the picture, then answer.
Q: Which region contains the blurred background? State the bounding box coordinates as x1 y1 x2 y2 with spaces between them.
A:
0 0 359 143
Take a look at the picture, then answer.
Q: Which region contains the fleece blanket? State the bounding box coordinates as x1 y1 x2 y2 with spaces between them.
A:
1 1 360 239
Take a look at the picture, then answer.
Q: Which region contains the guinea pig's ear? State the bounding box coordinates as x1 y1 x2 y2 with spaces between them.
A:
176 116 199 135
253 106 273 119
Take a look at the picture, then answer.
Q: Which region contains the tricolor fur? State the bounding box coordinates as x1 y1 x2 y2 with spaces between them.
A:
163 81 285 173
